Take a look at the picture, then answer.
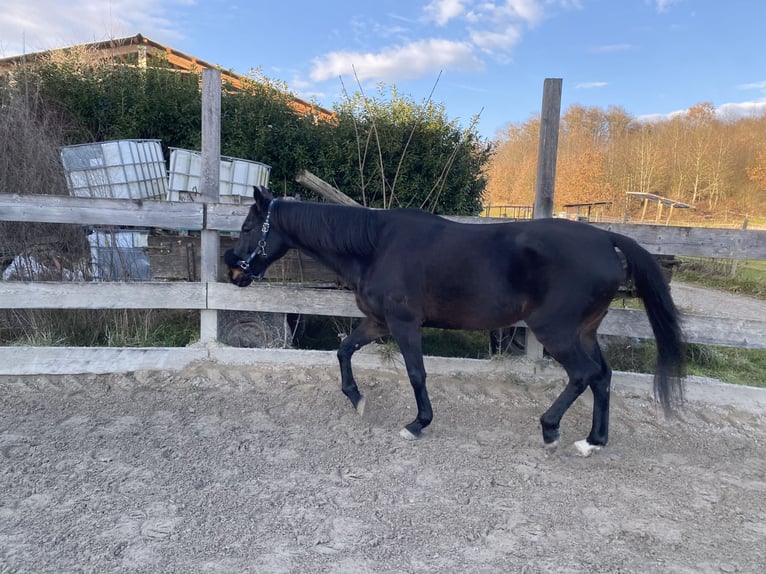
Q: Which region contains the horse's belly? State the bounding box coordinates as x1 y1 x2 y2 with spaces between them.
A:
424 303 523 331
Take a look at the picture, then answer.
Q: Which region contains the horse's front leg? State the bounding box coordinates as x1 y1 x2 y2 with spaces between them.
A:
387 318 432 439
337 316 388 415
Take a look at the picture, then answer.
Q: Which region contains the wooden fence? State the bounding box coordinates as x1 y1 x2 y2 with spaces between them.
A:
2 70 765 379
1 191 765 377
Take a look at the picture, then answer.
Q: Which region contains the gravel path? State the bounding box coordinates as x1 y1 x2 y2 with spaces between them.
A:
671 281 766 320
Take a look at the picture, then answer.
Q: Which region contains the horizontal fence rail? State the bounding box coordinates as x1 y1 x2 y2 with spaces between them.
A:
4 193 765 257
0 193 204 229
2 193 766 377
1 281 764 350
592 222 766 260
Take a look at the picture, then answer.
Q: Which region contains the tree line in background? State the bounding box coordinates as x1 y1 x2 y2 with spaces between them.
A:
4 49 766 225
486 103 766 222
0 52 490 216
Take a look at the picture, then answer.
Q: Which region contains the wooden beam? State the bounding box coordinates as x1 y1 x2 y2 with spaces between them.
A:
3 194 763 259
295 170 361 206
206 203 249 232
207 282 365 317
666 204 675 225
1 280 764 349
0 193 203 229
0 282 206 309
0 346 206 375
592 222 766 259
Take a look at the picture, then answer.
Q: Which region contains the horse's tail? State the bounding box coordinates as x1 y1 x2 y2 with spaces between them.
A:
610 232 686 415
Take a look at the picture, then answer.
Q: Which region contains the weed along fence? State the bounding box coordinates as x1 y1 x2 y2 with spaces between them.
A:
1 191 766 379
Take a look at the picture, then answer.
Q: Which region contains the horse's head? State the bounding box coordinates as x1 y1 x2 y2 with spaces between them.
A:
224 185 291 287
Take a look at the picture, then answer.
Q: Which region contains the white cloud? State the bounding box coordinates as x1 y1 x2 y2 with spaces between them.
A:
503 0 545 23
424 0 466 26
635 110 686 123
309 39 482 83
465 0 544 28
737 80 766 91
0 0 190 57
651 0 679 13
590 43 633 54
575 82 607 89
637 100 766 123
469 25 522 54
305 1 581 87
716 100 766 120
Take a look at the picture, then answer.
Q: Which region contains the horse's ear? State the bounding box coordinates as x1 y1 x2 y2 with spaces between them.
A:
252 185 273 214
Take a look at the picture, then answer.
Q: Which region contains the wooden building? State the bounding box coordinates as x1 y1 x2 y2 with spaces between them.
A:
0 33 334 122
626 192 692 225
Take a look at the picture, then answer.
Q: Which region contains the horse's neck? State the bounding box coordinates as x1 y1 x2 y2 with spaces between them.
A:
275 203 373 283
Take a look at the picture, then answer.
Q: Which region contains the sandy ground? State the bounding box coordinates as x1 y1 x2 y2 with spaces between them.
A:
2 360 766 574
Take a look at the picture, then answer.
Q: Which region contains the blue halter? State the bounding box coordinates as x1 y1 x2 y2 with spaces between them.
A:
237 199 276 279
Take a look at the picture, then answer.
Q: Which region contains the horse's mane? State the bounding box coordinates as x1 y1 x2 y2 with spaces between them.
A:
275 201 382 257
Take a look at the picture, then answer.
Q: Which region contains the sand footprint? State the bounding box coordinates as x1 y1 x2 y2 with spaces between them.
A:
139 518 179 541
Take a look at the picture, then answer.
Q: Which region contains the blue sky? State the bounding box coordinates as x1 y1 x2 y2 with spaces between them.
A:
1 0 765 139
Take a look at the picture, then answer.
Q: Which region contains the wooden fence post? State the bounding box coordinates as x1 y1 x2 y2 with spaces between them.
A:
199 69 221 343
527 78 563 359
533 78 562 219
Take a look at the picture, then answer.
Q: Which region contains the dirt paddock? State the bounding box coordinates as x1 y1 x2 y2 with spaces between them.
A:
1 361 765 573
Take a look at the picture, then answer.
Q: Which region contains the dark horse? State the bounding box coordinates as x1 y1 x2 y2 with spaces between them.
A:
225 186 685 456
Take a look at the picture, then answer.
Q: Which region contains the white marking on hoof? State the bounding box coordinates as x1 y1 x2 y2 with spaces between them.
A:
543 439 560 451
355 396 366 417
399 428 418 440
574 439 602 457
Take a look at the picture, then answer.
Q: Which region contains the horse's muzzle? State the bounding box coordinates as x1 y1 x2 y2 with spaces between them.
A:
224 249 254 287
228 266 254 287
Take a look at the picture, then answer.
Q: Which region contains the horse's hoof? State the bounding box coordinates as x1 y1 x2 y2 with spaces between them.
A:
543 439 560 451
355 395 366 417
399 427 418 440
540 422 560 446
573 439 602 457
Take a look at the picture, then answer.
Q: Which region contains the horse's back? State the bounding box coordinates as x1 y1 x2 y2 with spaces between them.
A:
367 215 621 329
374 214 624 290
511 218 626 294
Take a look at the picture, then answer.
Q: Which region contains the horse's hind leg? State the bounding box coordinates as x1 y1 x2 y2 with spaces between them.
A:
337 316 388 415
538 359 589 448
534 326 611 456
579 343 611 455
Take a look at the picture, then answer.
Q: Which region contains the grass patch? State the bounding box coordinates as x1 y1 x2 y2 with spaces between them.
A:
685 345 766 388
295 318 494 359
604 337 766 388
421 328 491 359
675 257 766 299
603 337 657 375
0 309 199 347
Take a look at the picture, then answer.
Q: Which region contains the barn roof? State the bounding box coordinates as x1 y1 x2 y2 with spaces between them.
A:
561 201 612 208
0 33 334 122
626 192 692 209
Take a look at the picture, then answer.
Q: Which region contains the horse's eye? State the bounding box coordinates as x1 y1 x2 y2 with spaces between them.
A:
241 217 258 233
